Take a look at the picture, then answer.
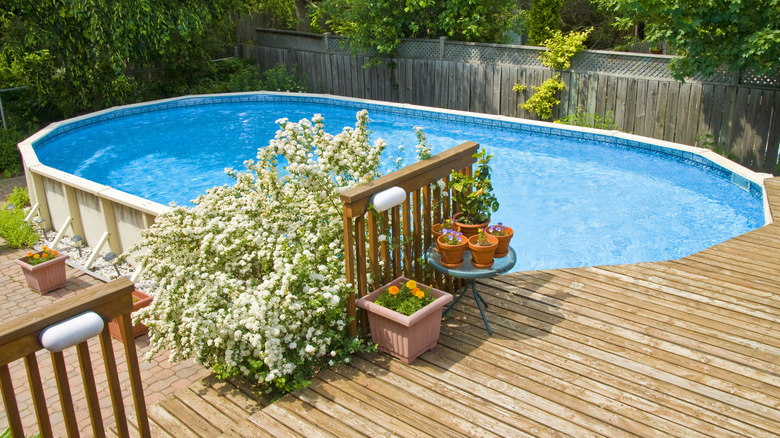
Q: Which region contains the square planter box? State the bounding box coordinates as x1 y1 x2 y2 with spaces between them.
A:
357 277 453 364
108 289 153 341
14 253 70 295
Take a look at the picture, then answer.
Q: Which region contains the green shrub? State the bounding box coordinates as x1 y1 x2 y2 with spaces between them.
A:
7 187 30 208
558 106 618 130
0 129 25 178
541 28 592 70
0 207 39 248
521 75 566 120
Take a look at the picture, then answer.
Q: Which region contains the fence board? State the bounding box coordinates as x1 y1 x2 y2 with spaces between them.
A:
246 34 780 173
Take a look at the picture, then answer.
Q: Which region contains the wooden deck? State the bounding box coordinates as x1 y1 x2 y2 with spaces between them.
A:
121 178 780 437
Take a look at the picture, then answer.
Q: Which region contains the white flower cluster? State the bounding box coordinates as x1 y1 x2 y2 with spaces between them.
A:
131 110 385 391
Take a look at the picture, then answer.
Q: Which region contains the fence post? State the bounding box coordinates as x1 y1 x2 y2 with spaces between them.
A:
324 32 330 54
439 36 447 60
0 93 6 130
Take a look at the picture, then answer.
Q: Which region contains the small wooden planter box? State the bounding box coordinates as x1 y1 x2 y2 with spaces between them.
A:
14 253 70 294
108 289 153 341
357 277 453 364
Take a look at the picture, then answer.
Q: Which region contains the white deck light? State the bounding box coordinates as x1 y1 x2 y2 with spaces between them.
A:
39 311 105 352
371 186 406 212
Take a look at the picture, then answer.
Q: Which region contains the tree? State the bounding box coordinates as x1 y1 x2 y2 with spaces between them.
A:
321 0 520 59
527 0 563 45
594 0 780 79
0 0 256 115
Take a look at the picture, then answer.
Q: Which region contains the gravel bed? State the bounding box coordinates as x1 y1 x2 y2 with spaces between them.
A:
37 231 157 295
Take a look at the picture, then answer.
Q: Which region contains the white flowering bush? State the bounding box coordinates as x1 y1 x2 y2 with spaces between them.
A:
131 110 385 393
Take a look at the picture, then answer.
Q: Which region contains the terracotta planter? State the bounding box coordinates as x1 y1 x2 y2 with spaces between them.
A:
14 253 70 294
436 234 468 268
356 277 453 364
453 212 490 239
489 226 514 258
431 223 460 253
108 290 153 341
468 234 499 268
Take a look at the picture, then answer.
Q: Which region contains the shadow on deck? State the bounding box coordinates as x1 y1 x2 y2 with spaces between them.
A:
126 179 780 437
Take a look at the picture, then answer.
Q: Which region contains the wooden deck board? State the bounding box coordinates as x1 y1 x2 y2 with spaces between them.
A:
131 178 780 438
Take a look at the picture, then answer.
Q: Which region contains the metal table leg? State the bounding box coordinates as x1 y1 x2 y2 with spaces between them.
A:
443 279 492 335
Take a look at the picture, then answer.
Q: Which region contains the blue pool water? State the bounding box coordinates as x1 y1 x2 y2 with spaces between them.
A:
34 96 764 272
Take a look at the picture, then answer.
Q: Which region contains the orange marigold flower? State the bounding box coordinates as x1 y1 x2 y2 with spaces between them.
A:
52 251 58 256
42 246 48 251
413 288 424 299
388 285 399 296
405 280 417 289
33 254 40 259
27 252 32 257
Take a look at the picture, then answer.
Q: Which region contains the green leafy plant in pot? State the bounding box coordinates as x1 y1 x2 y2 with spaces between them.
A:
450 148 499 237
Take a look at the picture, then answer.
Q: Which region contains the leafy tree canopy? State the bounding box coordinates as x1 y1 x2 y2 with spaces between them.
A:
594 0 780 79
321 0 520 59
0 0 256 115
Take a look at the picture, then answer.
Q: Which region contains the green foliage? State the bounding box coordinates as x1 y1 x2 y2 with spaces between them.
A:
521 75 565 120
1 428 40 438
593 0 780 79
261 64 308 92
558 106 618 130
7 187 30 209
449 148 499 225
373 279 435 317
0 0 255 116
321 0 520 59
0 207 39 249
0 129 25 177
540 28 592 70
527 0 563 45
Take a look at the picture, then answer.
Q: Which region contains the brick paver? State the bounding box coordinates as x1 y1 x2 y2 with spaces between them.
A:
0 176 211 436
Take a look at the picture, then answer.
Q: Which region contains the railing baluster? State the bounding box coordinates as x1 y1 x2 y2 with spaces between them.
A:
402 194 412 278
367 213 380 291
0 363 24 437
51 350 80 437
24 353 53 438
391 206 401 277
380 211 391 284
99 328 129 438
76 341 105 438
118 314 151 437
343 212 357 337
412 189 422 281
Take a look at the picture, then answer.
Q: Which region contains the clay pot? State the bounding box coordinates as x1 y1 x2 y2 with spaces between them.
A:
489 226 514 258
431 223 461 253
468 234 498 269
437 234 468 268
453 212 490 239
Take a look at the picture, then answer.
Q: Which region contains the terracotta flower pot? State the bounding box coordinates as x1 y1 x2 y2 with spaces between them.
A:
468 234 499 269
431 223 460 253
356 277 453 364
108 289 153 342
14 253 70 294
453 212 490 239
489 226 514 258
436 234 468 268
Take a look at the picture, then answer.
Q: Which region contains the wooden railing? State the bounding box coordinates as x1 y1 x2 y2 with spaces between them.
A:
341 141 479 337
0 277 150 437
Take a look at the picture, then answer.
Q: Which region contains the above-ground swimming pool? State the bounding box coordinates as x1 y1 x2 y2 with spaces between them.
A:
31 93 766 272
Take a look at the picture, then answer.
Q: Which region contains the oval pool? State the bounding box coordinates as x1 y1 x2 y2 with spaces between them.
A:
31 93 766 272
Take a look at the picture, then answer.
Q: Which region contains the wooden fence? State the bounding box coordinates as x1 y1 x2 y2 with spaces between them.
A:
240 29 780 174
0 278 150 437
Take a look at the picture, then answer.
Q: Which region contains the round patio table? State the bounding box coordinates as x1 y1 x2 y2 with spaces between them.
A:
425 245 516 335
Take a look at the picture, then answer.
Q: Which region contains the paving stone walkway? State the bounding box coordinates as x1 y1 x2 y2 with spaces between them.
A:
0 176 211 436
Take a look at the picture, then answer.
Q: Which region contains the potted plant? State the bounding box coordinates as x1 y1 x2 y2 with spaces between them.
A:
356 277 453 364
436 230 468 268
14 246 70 294
108 289 153 341
468 228 499 268
450 148 499 238
486 222 514 258
431 217 460 252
